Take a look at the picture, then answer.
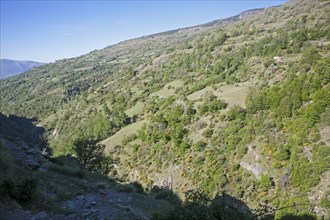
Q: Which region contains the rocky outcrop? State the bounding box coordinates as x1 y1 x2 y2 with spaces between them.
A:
240 162 263 179
0 138 50 171
240 146 264 179
61 188 141 219
0 113 50 171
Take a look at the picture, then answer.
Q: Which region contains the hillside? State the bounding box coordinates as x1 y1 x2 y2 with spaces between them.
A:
0 0 330 219
0 59 45 79
0 113 178 219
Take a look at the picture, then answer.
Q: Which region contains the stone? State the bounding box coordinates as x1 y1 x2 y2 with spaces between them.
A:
30 211 47 220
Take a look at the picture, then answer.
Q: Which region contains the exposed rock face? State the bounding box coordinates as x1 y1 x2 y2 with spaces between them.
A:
0 138 49 171
0 113 50 171
240 146 265 179
264 64 277 79
52 128 60 141
320 126 330 146
240 162 263 179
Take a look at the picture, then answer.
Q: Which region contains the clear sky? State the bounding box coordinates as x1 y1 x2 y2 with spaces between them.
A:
1 0 287 63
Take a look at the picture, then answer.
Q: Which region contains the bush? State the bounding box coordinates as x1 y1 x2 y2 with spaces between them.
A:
275 149 290 161
157 189 256 220
202 129 213 138
169 190 213 220
2 178 38 204
320 195 330 208
195 141 207 151
131 181 145 194
226 106 246 121
259 174 274 190
73 137 114 175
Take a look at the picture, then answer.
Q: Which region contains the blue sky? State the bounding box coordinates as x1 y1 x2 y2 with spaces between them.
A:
1 1 287 63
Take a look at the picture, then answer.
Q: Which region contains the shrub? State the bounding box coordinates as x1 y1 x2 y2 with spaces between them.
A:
168 190 213 220
73 137 114 175
115 184 135 193
259 174 274 190
2 178 38 204
226 106 246 121
320 195 330 208
275 149 290 161
202 129 213 138
195 141 207 151
131 181 145 194
154 188 178 201
156 190 256 220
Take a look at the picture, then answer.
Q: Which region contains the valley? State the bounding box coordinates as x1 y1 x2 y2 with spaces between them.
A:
0 0 329 219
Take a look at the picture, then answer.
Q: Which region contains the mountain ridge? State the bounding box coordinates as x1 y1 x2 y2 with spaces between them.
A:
0 59 45 79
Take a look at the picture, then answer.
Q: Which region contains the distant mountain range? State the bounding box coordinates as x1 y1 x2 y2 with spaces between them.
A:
0 59 45 79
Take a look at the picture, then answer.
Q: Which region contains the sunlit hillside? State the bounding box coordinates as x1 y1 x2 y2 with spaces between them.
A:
1 0 329 219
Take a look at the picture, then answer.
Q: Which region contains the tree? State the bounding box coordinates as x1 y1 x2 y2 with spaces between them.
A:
73 137 113 175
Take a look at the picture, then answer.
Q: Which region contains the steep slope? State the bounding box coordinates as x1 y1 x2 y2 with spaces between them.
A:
0 59 45 79
0 113 174 219
0 113 255 219
0 6 271 119
0 0 329 219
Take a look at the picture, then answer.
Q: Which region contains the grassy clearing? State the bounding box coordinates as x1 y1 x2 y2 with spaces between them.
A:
101 120 145 151
187 83 249 107
125 101 145 117
213 84 249 107
51 78 60 83
167 80 184 88
187 87 213 101
47 88 62 95
150 88 175 98
150 80 183 98
131 86 144 96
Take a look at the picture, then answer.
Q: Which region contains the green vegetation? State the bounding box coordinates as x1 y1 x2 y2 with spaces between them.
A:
125 101 144 117
101 120 145 149
0 0 329 218
73 137 114 175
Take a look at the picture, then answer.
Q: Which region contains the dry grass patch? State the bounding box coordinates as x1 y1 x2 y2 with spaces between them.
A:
101 120 145 152
125 101 145 117
150 80 183 98
188 82 249 107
